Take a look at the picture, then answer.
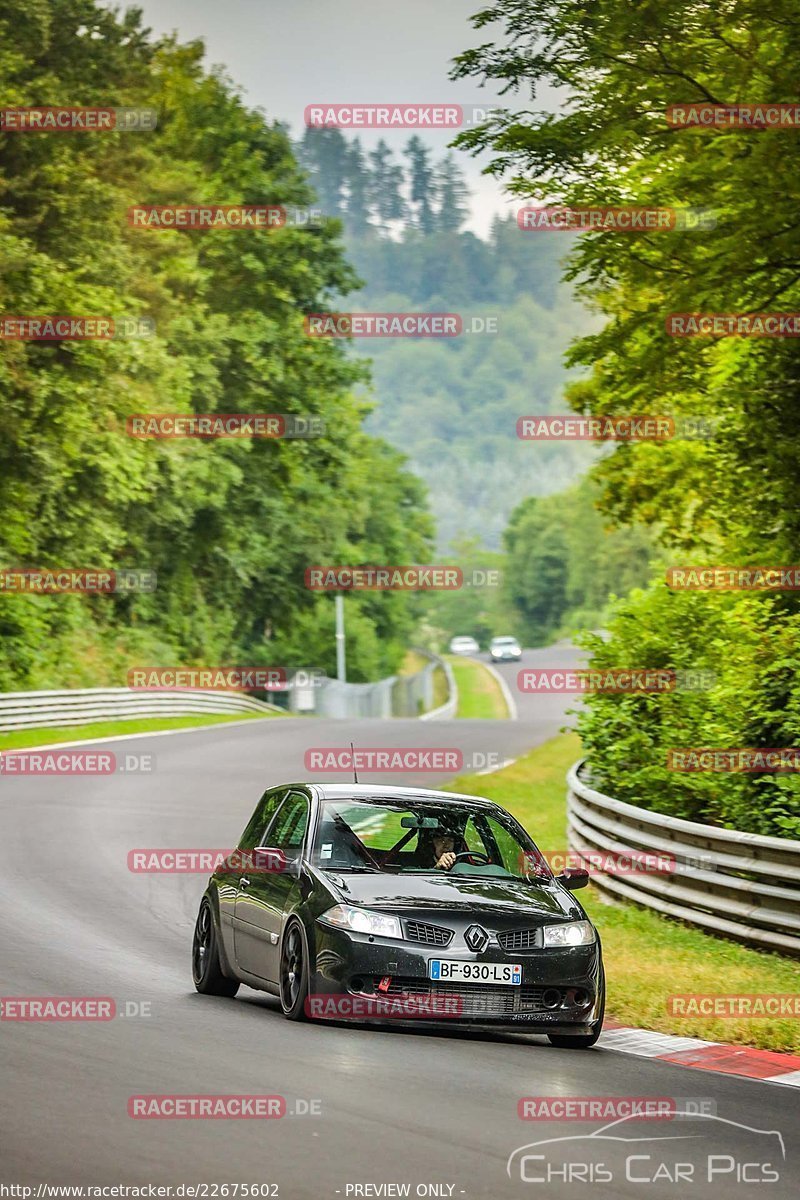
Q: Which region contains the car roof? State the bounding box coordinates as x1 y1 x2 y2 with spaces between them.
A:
303 781 498 806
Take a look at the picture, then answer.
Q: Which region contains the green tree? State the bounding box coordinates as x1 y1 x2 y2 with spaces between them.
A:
368 139 406 226
434 153 470 233
405 136 436 234
453 0 800 835
0 0 432 688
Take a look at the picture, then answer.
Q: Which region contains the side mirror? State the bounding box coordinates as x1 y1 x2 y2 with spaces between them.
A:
555 868 590 891
252 846 291 874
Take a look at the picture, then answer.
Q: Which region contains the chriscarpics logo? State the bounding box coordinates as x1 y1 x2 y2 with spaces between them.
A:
507 1111 785 1186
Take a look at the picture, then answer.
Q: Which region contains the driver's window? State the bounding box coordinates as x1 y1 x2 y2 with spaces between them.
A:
239 789 286 851
267 792 309 851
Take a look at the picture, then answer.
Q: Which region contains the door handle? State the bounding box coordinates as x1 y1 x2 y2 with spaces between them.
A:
239 876 250 888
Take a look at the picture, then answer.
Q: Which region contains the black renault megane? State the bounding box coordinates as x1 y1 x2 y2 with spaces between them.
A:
192 783 605 1046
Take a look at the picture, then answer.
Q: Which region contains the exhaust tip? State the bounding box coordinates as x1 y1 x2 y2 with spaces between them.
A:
542 988 562 1010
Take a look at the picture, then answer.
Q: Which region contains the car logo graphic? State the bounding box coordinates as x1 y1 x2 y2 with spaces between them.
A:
506 1112 786 1179
464 924 489 952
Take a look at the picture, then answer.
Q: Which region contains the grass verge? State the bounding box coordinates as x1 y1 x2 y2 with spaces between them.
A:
446 731 800 1054
0 709 284 752
447 655 509 719
398 650 430 676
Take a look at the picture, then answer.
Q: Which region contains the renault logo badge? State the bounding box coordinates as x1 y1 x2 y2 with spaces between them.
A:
464 924 489 952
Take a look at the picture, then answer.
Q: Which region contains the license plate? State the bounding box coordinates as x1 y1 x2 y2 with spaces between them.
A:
429 960 521 985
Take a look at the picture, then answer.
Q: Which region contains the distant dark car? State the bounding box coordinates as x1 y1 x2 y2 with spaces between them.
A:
192 783 605 1046
490 636 522 662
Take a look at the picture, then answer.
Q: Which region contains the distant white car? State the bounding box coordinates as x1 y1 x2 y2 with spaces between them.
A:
489 636 522 662
449 635 480 655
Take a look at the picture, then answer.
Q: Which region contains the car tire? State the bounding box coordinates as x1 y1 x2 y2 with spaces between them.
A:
279 918 310 1021
192 897 240 997
547 970 605 1049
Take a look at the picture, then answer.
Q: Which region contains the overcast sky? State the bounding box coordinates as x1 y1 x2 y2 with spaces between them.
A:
123 0 528 234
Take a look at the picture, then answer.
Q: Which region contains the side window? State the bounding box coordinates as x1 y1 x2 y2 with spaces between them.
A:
463 816 490 856
486 815 525 874
238 789 286 851
266 792 309 851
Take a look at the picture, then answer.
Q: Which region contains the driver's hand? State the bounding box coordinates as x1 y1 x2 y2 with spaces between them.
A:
435 852 457 871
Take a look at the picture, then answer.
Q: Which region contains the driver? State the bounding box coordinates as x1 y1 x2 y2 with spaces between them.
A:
413 819 461 871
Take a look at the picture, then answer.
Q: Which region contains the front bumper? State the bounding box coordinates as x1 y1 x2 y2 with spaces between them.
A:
312 923 602 1029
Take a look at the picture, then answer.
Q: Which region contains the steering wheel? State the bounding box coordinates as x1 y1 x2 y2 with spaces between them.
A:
450 850 492 865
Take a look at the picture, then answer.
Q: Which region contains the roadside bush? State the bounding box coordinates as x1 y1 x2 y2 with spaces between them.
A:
576 585 800 838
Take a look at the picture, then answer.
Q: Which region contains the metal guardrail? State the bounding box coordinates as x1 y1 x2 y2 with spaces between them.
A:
417 654 457 721
293 651 456 720
567 759 800 956
0 652 456 731
0 687 280 732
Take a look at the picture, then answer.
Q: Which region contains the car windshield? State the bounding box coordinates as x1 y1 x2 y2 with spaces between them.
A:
493 638 517 646
311 797 551 879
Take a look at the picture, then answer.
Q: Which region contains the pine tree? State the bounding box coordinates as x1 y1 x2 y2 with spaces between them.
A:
345 138 371 235
405 136 436 234
297 128 349 218
434 153 470 232
368 140 406 229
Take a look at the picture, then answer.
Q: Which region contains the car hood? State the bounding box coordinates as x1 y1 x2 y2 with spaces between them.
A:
320 870 574 922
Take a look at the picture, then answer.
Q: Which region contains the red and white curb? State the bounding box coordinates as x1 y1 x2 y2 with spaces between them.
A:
598 1022 800 1087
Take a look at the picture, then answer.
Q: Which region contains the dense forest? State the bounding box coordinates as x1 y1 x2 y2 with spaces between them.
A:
0 0 433 688
297 128 597 548
455 0 800 836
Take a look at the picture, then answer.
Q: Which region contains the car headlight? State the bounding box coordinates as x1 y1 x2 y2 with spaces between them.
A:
319 904 402 940
542 920 595 947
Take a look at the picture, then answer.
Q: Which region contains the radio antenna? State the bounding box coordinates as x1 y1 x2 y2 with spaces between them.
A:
350 741 359 784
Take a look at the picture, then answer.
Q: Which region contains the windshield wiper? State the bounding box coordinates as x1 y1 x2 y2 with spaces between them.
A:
323 865 381 873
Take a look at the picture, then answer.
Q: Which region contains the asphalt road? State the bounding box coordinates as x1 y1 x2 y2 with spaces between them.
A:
1 643 798 1197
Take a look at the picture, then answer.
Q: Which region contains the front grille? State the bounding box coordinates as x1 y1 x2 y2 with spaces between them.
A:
368 977 583 1017
404 920 453 947
497 928 539 951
